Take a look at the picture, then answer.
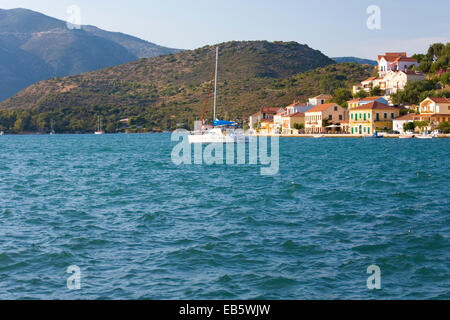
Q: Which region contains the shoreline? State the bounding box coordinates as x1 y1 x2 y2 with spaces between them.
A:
254 134 450 138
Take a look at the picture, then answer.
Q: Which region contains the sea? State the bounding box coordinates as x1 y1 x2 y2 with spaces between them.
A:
0 133 449 299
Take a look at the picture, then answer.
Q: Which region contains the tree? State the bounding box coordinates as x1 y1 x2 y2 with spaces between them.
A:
404 122 415 132
391 80 439 105
413 121 430 132
354 90 368 98
428 43 445 59
370 86 382 96
293 123 304 130
106 122 116 133
438 122 450 133
332 88 352 106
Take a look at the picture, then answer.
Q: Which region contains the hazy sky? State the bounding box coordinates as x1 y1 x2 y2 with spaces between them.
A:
2 0 449 59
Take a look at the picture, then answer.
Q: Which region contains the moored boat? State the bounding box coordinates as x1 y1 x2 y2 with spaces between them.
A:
399 134 414 139
415 133 434 139
365 132 383 139
94 115 105 135
188 46 248 144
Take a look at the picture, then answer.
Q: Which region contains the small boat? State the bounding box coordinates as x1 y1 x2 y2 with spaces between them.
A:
0 131 4 136
365 132 383 139
94 115 105 135
415 133 433 139
313 134 325 139
399 134 414 139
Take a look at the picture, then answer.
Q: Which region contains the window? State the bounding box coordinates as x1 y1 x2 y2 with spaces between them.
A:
384 113 387 119
368 128 371 134
391 113 395 119
351 114 353 120
359 113 362 119
339 115 343 120
364 127 366 132
376 113 380 121
329 115 332 120
368 113 371 119
334 106 338 111
364 113 366 121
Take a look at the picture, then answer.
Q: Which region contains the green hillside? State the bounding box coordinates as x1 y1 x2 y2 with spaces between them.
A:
0 41 372 133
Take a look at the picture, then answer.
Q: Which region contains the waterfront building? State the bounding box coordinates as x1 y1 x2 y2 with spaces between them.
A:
281 112 305 134
393 113 416 134
416 97 450 130
305 103 348 134
349 101 402 134
249 107 285 130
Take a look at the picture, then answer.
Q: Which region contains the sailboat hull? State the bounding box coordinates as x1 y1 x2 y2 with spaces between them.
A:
188 133 237 144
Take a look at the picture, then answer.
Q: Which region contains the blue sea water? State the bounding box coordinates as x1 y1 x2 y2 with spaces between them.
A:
0 133 449 300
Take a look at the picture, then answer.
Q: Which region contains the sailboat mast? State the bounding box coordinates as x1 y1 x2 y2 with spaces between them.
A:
213 46 219 122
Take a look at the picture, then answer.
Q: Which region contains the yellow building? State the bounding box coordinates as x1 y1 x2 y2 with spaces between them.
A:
417 97 450 127
349 101 402 135
260 120 274 135
281 112 305 134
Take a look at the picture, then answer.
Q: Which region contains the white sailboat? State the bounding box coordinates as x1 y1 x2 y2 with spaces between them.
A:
94 115 105 135
188 46 247 144
50 119 55 135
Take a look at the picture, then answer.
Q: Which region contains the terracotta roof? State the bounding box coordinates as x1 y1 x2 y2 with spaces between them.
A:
426 97 450 103
394 113 417 121
394 57 417 63
352 101 399 111
378 52 407 62
306 103 339 113
361 96 384 102
401 70 424 76
275 110 287 116
286 112 305 118
362 77 377 82
260 107 282 114
286 101 306 107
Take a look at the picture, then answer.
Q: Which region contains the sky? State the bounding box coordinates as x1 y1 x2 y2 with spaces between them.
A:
2 0 449 59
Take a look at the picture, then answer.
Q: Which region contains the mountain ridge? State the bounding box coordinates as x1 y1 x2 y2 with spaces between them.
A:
0 8 180 101
0 41 372 133
333 57 377 66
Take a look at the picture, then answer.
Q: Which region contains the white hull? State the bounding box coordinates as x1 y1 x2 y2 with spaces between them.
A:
188 128 251 144
188 134 236 144
94 131 105 135
415 135 433 139
313 134 325 139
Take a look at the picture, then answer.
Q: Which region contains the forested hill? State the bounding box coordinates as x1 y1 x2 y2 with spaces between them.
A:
0 41 372 133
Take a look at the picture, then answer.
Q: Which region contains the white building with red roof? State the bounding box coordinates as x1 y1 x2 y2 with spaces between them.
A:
378 52 418 76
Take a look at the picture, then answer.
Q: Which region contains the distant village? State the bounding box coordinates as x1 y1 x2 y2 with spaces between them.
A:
250 52 450 137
